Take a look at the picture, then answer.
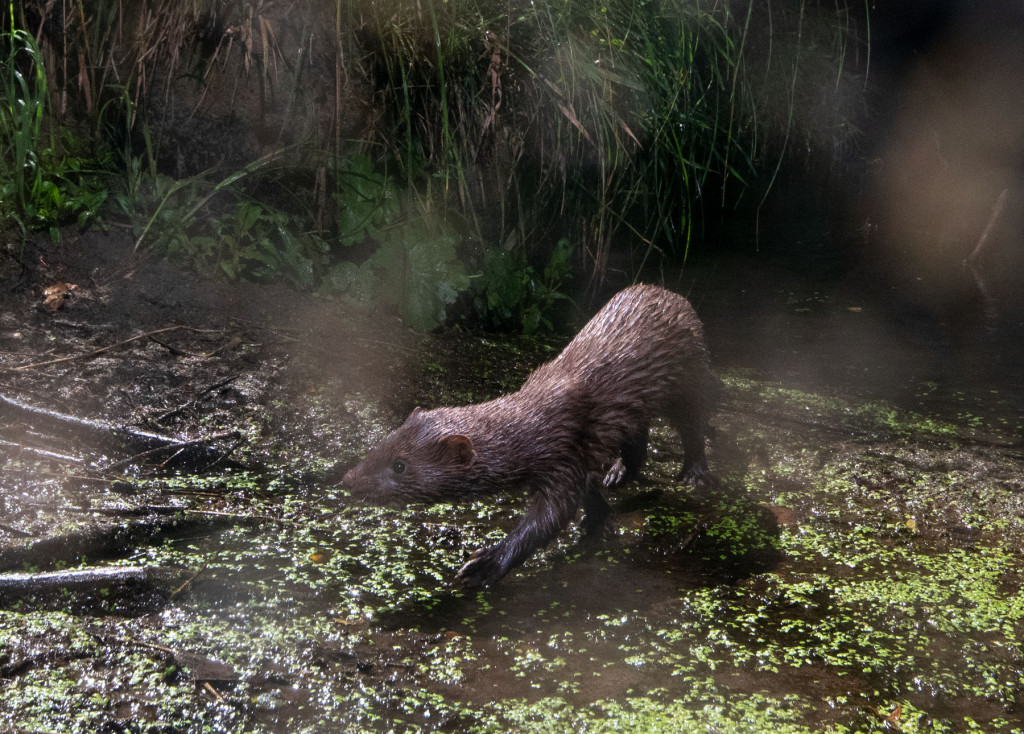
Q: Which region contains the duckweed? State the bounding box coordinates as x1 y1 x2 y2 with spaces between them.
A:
3 368 1023 733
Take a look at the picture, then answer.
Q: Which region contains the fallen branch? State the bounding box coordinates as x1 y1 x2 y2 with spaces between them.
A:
0 437 85 464
0 522 34 538
0 392 248 471
54 504 287 525
0 513 228 574
0 566 192 614
184 508 287 523
49 503 290 528
104 430 240 471
8 326 221 372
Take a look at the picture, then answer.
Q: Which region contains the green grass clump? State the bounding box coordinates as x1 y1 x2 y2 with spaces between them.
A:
356 0 865 269
1 3 107 240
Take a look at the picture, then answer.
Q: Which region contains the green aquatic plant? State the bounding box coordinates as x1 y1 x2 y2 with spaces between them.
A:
472 237 574 334
325 153 471 329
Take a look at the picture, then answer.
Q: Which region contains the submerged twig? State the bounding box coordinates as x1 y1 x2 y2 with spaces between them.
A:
170 565 207 598
0 522 35 538
968 187 1009 264
104 430 240 471
0 437 85 464
134 640 175 654
203 681 226 701
150 335 242 359
152 375 241 425
8 326 220 372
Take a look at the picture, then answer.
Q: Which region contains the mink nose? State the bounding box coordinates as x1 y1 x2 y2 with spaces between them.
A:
327 462 354 487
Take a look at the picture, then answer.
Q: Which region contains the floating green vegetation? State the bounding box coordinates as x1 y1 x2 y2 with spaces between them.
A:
485 691 818 734
3 367 1023 732
723 373 961 440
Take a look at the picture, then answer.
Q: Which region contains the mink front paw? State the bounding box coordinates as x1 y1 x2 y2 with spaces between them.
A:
456 546 510 589
603 458 628 488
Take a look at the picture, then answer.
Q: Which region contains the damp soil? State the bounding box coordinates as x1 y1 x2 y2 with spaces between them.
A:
1 229 1023 733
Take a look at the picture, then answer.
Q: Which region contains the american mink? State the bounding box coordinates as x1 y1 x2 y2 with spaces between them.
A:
342 284 717 588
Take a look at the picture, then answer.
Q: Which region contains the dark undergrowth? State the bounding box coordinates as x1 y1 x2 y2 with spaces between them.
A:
2 0 869 330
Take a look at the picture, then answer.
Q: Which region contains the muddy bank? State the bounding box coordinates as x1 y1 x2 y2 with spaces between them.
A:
1 228 418 598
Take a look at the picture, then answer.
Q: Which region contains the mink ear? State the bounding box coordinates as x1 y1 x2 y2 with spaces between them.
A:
440 434 476 467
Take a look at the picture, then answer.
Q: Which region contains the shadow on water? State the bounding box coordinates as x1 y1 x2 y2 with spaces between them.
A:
370 482 785 637
679 241 1024 437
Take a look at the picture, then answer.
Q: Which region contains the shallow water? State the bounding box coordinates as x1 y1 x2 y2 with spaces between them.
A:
2 236 1023 733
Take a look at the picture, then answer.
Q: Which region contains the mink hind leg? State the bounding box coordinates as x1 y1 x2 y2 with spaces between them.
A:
666 395 714 489
581 477 616 537
456 481 583 588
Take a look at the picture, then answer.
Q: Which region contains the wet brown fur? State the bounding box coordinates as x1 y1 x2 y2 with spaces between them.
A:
342 284 717 588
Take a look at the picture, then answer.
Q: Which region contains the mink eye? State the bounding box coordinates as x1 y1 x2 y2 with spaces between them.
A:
391 459 406 475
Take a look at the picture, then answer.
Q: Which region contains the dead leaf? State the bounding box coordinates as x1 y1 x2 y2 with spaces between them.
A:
174 650 239 683
42 282 76 311
884 703 903 729
621 121 642 148
557 102 593 144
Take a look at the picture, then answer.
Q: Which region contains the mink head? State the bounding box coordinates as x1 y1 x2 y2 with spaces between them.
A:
341 408 478 505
